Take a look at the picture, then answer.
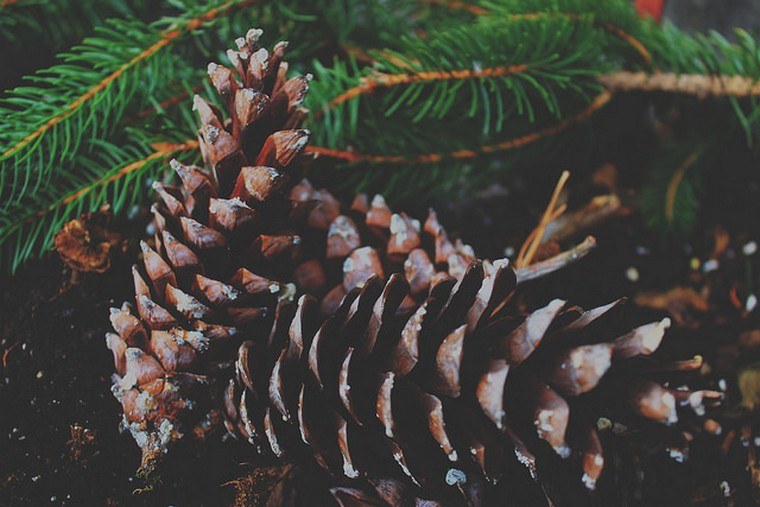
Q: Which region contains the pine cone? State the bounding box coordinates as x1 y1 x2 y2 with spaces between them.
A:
105 29 722 503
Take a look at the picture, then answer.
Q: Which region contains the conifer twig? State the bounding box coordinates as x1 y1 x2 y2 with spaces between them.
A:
418 0 651 64
326 65 529 110
516 170 571 268
1 0 262 163
515 235 597 283
665 150 700 223
599 71 760 98
311 91 611 164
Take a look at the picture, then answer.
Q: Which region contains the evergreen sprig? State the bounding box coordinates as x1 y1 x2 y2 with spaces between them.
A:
0 0 153 49
0 0 263 207
309 14 607 152
3 0 760 273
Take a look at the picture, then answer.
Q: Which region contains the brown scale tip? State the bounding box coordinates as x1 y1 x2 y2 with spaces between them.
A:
209 197 260 233
232 87 270 132
109 303 147 347
351 193 369 214
477 360 509 429
161 230 201 272
232 166 285 204
326 215 361 259
122 347 165 389
432 324 466 397
253 234 301 260
307 189 341 230
424 208 442 236
254 129 310 169
150 329 197 373
629 381 678 424
106 333 127 375
497 298 565 366
580 427 604 490
171 159 216 200
404 248 435 297
271 75 311 118
366 194 392 229
293 259 327 293
230 267 281 295
548 344 614 396
434 228 456 265
198 123 241 168
206 63 238 98
613 318 670 359
165 285 212 321
137 295 177 329
388 213 422 256
246 48 269 89
192 95 224 130
193 274 240 306
140 240 177 298
530 381 571 458
343 247 384 291
180 217 228 250
152 182 187 218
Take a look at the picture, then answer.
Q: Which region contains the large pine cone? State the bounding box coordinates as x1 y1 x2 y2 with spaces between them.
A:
105 30 722 504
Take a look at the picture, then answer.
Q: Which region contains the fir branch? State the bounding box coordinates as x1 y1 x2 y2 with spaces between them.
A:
0 138 199 273
0 0 264 206
309 14 607 153
0 0 153 50
458 0 653 64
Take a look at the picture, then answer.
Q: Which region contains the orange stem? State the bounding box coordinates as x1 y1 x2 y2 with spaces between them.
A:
326 64 527 110
312 90 611 164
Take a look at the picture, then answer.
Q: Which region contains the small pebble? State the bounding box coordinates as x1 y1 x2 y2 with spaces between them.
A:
667 448 686 463
747 294 758 313
690 257 700 271
702 259 719 273
743 241 757 256
718 379 727 391
36 371 43 379
625 266 640 282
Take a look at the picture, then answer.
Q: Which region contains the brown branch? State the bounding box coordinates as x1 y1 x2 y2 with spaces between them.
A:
542 193 624 244
599 71 760 98
419 0 489 15
516 170 570 268
311 90 611 164
516 235 597 283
